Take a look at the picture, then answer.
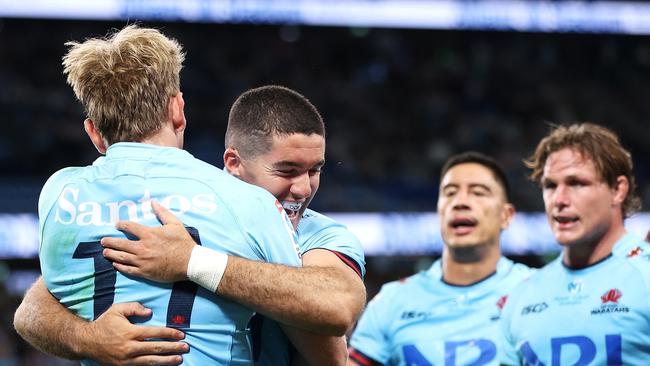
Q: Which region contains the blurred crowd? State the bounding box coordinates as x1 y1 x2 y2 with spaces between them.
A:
1 18 649 214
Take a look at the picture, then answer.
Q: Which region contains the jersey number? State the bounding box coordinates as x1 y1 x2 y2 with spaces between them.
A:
73 227 202 328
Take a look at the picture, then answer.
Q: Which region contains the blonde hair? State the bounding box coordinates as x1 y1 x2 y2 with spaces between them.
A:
63 25 185 144
525 123 641 217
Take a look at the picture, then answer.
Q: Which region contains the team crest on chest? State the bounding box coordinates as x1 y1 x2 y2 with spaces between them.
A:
591 288 629 315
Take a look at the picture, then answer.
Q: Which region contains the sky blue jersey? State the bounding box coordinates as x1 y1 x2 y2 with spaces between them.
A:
349 257 532 366
38 143 301 366
251 208 366 365
612 231 650 258
500 233 650 366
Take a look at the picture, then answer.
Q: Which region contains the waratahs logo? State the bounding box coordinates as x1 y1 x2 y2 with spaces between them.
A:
591 288 628 315
601 289 622 304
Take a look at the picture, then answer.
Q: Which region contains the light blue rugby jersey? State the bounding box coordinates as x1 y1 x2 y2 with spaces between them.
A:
612 232 650 258
251 208 366 365
38 143 301 366
500 233 650 366
349 257 532 366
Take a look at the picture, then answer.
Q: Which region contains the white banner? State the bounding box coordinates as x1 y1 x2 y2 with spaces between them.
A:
1 1 650 34
2 212 648 258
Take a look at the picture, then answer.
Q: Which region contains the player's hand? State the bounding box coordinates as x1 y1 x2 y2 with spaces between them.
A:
82 302 188 366
646 229 650 243
101 201 196 282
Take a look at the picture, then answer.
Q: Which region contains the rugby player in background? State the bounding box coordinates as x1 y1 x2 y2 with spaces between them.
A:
15 85 366 366
348 152 533 366
500 123 650 365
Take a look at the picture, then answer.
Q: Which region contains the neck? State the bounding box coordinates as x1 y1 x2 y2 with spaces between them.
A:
442 242 501 286
139 124 181 148
563 221 626 269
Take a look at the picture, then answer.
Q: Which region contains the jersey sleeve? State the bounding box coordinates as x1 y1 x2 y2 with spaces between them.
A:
37 167 78 246
498 284 522 365
349 286 394 364
301 223 366 278
236 193 302 267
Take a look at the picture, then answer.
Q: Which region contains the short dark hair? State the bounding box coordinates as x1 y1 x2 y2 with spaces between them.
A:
440 151 511 201
525 123 640 218
225 85 325 159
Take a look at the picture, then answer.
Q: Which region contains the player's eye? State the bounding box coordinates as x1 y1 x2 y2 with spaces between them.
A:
277 170 297 176
542 181 556 190
443 189 457 197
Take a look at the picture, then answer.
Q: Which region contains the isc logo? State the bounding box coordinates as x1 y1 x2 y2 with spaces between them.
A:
519 334 622 365
521 302 548 315
402 339 496 365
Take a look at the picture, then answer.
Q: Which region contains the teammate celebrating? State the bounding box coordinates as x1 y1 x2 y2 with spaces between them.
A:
15 84 365 365
24 25 307 366
500 123 650 365
348 152 532 366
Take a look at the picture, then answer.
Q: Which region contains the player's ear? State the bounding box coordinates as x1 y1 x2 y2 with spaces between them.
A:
223 147 243 177
500 202 516 231
169 92 186 134
84 118 107 154
612 175 629 209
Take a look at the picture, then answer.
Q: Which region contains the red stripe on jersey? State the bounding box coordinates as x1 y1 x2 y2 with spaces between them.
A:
332 251 363 278
301 248 364 278
349 348 381 366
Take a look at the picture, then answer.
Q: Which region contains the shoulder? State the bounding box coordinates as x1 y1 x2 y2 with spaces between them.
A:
199 172 282 218
374 272 427 302
506 257 560 299
297 209 361 248
39 167 86 210
505 259 536 281
298 209 346 232
42 167 85 191
614 233 650 259
621 254 650 282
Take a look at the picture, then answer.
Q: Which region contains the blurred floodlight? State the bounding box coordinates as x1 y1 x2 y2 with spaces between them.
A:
2 0 650 35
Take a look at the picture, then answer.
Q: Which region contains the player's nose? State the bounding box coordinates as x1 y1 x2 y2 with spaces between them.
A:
290 173 311 199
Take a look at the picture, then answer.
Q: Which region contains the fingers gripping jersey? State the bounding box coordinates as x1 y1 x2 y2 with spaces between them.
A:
500 234 650 366
38 143 301 366
251 209 366 365
349 257 532 366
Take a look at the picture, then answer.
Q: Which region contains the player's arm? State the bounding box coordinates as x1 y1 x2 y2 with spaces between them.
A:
13 277 188 366
277 248 363 366
283 325 348 366
102 202 366 336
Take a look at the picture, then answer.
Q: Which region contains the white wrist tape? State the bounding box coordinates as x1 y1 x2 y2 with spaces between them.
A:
186 245 228 293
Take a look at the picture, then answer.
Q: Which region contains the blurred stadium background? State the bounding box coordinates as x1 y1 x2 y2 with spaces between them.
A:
1 1 649 364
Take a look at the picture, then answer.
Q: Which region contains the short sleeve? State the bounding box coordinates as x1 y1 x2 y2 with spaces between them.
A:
301 222 366 278
349 288 393 364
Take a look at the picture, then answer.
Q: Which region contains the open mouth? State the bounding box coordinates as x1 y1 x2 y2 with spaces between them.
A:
449 217 477 234
282 201 303 220
554 215 579 226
